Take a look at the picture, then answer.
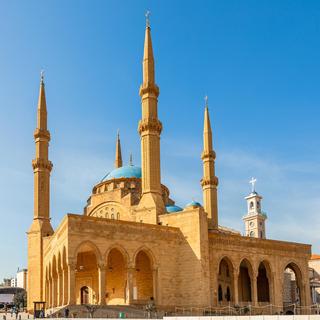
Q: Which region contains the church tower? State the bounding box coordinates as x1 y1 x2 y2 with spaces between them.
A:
27 73 53 310
201 97 219 228
243 178 267 239
137 13 165 222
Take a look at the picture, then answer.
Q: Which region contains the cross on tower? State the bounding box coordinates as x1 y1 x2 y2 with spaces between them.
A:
249 177 257 193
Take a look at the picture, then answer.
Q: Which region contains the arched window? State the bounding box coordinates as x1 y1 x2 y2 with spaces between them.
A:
111 213 114 219
250 201 254 209
117 213 120 220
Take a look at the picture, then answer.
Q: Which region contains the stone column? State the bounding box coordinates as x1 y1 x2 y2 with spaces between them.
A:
152 267 158 303
52 276 56 307
252 272 258 306
47 278 51 308
63 268 68 305
211 268 218 307
127 267 135 304
60 270 64 306
57 271 61 307
233 269 239 305
67 262 76 305
98 264 106 305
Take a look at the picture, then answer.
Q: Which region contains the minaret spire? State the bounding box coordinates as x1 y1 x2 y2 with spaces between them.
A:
28 72 53 311
137 13 165 222
201 96 219 228
114 130 123 168
32 71 53 220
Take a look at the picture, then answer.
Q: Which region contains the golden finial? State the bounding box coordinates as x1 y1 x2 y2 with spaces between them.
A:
40 70 45 84
204 95 208 108
145 10 151 28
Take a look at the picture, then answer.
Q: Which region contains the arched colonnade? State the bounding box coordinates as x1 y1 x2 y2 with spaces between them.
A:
216 256 306 307
45 242 157 308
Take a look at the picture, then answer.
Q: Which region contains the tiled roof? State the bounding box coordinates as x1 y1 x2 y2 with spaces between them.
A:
311 254 320 260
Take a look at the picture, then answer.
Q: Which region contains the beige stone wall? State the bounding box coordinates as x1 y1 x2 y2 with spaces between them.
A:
209 231 311 307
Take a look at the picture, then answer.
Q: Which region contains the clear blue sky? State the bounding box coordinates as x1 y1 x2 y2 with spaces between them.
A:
0 0 319 279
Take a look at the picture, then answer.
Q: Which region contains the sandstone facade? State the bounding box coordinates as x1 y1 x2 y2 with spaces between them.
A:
27 21 311 313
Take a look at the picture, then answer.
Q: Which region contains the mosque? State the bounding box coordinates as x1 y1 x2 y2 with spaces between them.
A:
27 18 311 313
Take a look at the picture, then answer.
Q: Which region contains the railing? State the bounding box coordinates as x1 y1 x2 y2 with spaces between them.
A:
173 303 320 316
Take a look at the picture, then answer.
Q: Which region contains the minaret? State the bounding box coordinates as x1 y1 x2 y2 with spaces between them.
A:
114 131 123 168
27 72 53 311
137 12 165 221
243 178 267 239
200 97 219 228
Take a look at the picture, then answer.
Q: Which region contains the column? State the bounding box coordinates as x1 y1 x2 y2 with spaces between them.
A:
212 269 218 307
67 262 76 305
52 276 56 307
57 271 61 306
233 269 239 305
63 268 68 305
48 277 52 308
152 268 158 303
98 264 106 305
252 272 258 306
127 267 135 304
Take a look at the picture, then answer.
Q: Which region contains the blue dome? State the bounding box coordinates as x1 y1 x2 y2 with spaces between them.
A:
165 204 183 213
185 200 202 208
102 165 142 181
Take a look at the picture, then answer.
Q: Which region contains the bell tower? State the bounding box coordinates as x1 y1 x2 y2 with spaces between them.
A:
27 72 53 311
243 178 267 239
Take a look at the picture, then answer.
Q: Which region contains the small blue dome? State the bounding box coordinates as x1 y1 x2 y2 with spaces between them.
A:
165 204 183 213
185 200 202 208
102 165 142 181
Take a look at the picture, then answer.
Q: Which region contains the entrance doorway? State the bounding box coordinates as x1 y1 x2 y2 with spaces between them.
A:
80 286 89 304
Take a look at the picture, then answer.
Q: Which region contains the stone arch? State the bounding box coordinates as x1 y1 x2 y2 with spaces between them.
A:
282 261 303 308
132 246 157 267
104 244 130 264
133 248 155 302
74 241 100 305
73 240 103 263
217 256 235 305
257 260 272 303
105 247 128 305
238 258 254 303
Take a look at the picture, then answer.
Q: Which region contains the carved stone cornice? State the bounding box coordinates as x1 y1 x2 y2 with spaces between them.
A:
32 158 53 171
139 83 159 97
201 176 219 187
201 150 216 160
138 118 162 135
34 128 50 141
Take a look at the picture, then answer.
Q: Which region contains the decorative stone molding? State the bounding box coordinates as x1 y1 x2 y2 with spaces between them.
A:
32 158 53 171
138 118 162 135
201 176 219 187
139 83 159 97
201 150 216 160
34 128 50 140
